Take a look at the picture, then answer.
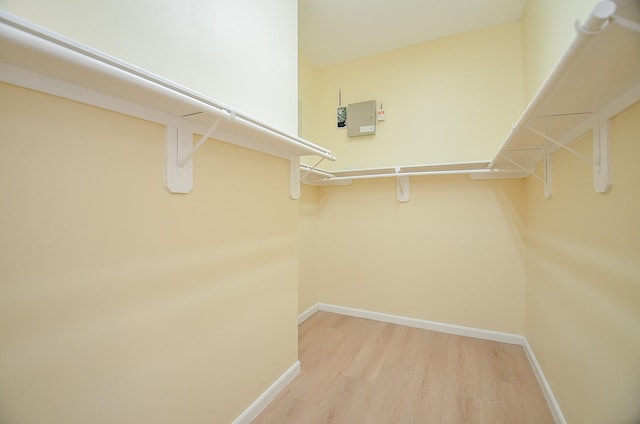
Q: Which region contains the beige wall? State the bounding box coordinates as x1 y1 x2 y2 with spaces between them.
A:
315 177 526 334
0 83 299 424
297 184 321 315
0 0 299 133
304 21 523 170
521 0 597 102
525 101 640 424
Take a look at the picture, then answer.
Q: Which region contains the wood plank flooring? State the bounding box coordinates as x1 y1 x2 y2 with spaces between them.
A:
252 311 554 424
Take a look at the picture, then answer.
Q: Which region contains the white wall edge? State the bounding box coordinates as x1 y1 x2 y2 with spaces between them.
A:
231 360 300 424
317 303 525 345
523 339 567 424
298 304 320 324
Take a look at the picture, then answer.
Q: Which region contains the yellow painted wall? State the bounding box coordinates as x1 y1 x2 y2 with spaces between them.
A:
297 184 320 315
305 22 523 170
297 53 323 314
315 177 526 334
525 101 640 424
521 0 598 102
0 83 299 424
298 52 322 141
0 0 299 133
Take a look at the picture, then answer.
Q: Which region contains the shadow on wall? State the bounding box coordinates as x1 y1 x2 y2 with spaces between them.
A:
526 228 640 423
490 180 526 259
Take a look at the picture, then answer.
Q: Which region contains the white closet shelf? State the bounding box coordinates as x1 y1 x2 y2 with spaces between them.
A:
489 0 640 197
299 161 526 202
302 161 493 184
0 12 335 196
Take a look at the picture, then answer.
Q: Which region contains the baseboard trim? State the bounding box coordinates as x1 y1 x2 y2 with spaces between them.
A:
523 339 567 424
232 360 300 424
296 302 565 424
298 303 319 324
317 303 525 345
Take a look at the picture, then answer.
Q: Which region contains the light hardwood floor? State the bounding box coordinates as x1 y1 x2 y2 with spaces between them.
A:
252 311 554 424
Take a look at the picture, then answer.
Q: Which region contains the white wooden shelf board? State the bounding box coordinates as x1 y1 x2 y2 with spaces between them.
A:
0 12 334 196
490 1 640 175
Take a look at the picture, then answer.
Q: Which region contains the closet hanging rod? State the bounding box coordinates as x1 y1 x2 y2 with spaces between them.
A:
319 168 515 182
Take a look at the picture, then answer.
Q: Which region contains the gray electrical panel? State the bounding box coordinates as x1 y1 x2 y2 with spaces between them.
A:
347 100 376 137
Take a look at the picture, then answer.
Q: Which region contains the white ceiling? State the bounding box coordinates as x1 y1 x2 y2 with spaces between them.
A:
299 0 526 67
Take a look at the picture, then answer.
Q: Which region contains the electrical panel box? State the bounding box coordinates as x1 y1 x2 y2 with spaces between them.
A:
347 100 376 137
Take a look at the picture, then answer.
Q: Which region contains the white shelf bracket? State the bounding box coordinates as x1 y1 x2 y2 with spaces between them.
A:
166 119 223 194
396 167 410 203
544 152 553 199
502 155 542 182
178 118 222 168
593 116 611 193
166 122 194 194
524 121 611 194
524 125 597 166
290 157 301 200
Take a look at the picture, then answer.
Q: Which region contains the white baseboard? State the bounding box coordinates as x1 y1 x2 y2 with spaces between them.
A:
298 303 319 324
232 361 300 424
316 303 525 345
523 339 567 424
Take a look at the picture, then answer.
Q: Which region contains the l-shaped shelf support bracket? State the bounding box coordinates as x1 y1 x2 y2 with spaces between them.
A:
523 119 610 195
501 154 552 198
166 118 224 194
167 117 316 200
396 167 410 203
166 122 194 194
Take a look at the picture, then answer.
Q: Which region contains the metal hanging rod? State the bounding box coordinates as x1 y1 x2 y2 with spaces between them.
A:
318 168 517 183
